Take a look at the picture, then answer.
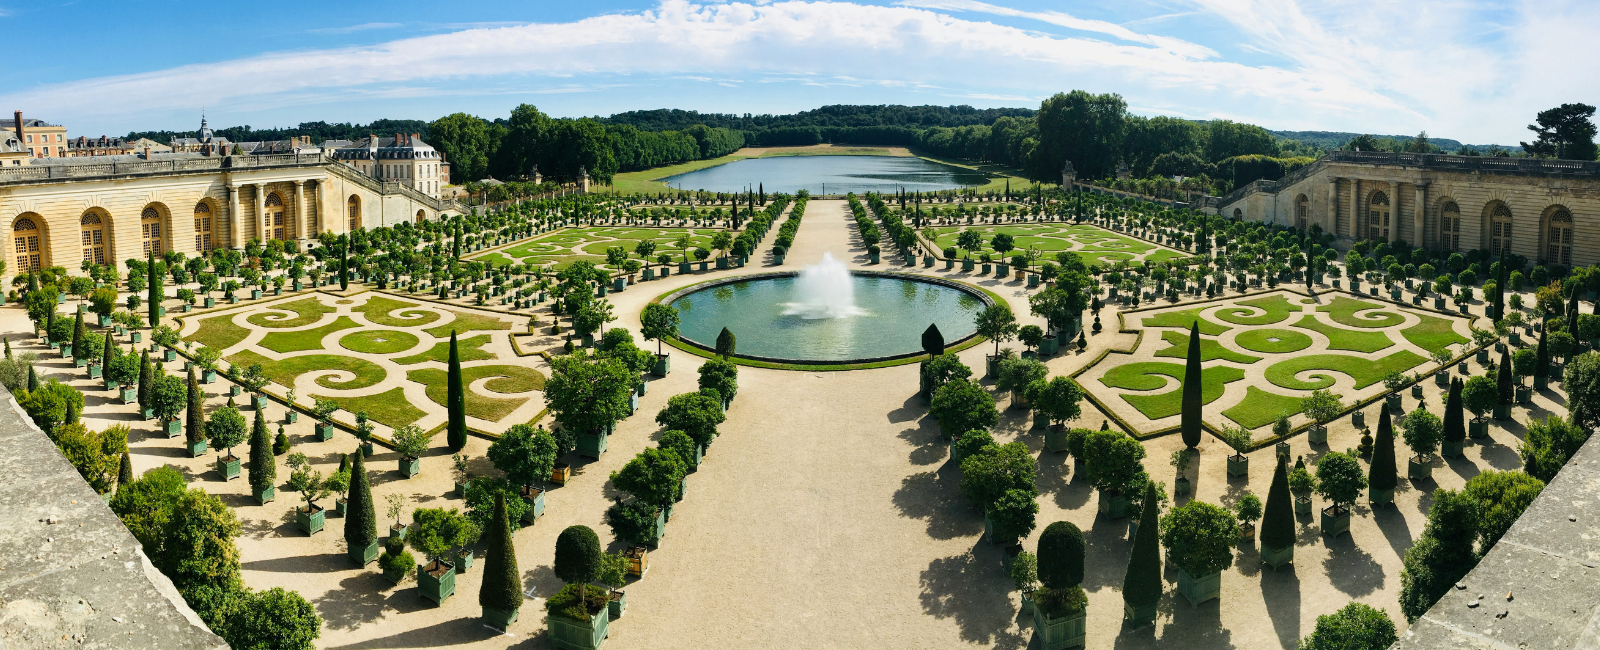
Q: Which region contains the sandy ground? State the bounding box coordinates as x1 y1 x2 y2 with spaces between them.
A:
8 199 1563 649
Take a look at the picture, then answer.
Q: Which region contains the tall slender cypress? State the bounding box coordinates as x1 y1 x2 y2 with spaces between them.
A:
446 331 467 451
101 329 114 370
1494 263 1507 321
1121 481 1163 618
146 251 161 328
1260 455 1294 551
345 451 378 563
1443 377 1466 444
1496 347 1513 407
1534 328 1550 386
1180 321 1202 449
1567 290 1580 334
117 450 133 489
248 408 275 493
1370 407 1397 494
137 349 153 414
185 368 204 448
70 309 85 357
479 492 524 619
26 364 38 392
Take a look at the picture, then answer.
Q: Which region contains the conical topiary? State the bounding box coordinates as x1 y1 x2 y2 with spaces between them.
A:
101 330 114 369
1442 377 1465 444
1534 328 1550 384
117 450 133 488
1037 521 1085 590
922 324 946 357
26 364 37 392
1260 455 1294 550
715 327 737 358
248 408 274 493
345 451 378 561
185 368 204 447
1180 321 1202 449
479 491 524 621
446 331 466 452
1567 291 1580 334
1121 481 1163 617
1369 407 1397 493
137 350 152 413
147 251 161 327
1496 347 1513 406
71 309 85 358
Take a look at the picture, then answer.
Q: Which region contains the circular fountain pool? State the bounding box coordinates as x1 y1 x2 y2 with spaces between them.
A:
664 269 988 363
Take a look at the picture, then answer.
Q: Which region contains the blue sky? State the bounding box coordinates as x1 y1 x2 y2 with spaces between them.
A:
2 0 1592 144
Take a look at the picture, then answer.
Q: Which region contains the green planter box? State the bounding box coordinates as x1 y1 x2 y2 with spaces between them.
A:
163 418 182 438
164 349 176 362
60 344 72 358
399 456 420 478
1032 605 1087 649
1226 454 1248 478
679 262 692 275
1321 505 1351 537
72 357 87 368
1469 419 1489 438
255 486 275 505
1294 496 1312 516
997 263 1010 277
456 550 474 573
296 505 325 536
608 591 627 620
1411 384 1424 398
188 439 208 458
131 332 142 343
1261 543 1293 570
548 608 609 650
652 354 670 377
1493 403 1510 419
1516 385 1532 404
520 486 547 523
1040 335 1060 355
577 430 607 459
229 385 241 397
317 423 334 441
336 499 348 517
350 540 380 567
1386 393 1403 413
285 411 298 424
205 297 215 308
417 561 456 606
103 378 116 391
1408 456 1432 481
1124 601 1158 626
142 407 154 420
1370 487 1394 506
87 364 102 379
1044 426 1069 453
1097 490 1131 519
121 387 137 404
1175 566 1221 607
483 606 519 630
1441 439 1464 458
1174 477 1191 496
981 263 991 275
961 258 974 272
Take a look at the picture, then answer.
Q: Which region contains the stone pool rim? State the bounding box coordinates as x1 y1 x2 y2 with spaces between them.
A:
653 270 996 367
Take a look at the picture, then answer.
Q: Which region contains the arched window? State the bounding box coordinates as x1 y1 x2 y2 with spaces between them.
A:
1232 208 1242 220
1368 191 1390 240
1547 208 1574 267
79 212 106 265
141 206 163 255
1296 195 1309 230
347 195 361 231
13 217 42 271
1440 201 1461 252
193 202 213 251
1491 204 1512 259
416 209 425 224
264 192 286 240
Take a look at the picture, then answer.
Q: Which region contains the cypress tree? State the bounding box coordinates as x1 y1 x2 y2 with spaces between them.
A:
446 331 467 452
1260 455 1294 551
101 330 114 370
716 327 737 358
146 251 160 327
1121 481 1163 618
1494 263 1506 321
26 364 38 392
185 368 204 447
117 450 133 489
248 408 275 493
1037 521 1084 590
1534 328 1550 385
5 336 11 359
345 451 377 562
1180 321 1202 449
71 309 84 357
137 350 153 414
340 246 350 291
1496 348 1513 407
1442 377 1465 446
1369 407 1397 494
922 324 945 357
1567 290 1580 334
479 492 524 619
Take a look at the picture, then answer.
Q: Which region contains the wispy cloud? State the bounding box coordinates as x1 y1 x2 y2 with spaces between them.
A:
307 22 402 35
897 0 1217 59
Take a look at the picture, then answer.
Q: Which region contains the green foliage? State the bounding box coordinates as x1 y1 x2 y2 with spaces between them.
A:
1301 389 1343 425
696 356 739 404
1009 550 1038 593
610 448 686 507
1121 481 1164 610
1461 375 1498 418
55 423 128 495
479 492 524 615
1463 470 1543 553
1297 602 1398 650
1082 429 1146 495
1036 521 1085 590
1159 500 1239 577
446 332 466 452
1564 351 1600 430
1369 408 1398 492
547 352 635 436
656 391 726 448
1314 452 1366 508
921 353 972 397
929 378 998 438
408 507 479 564
109 467 244 606
208 587 322 650
657 429 699 469
639 302 681 355
1519 415 1591 482
248 410 275 492
487 424 559 487
19 379 83 434
1400 408 1443 459
1235 493 1263 524
959 442 1036 511
995 356 1046 396
975 303 1019 355
1261 456 1295 550
986 488 1039 546
344 452 377 552
464 476 532 533
1399 488 1481 622
554 525 603 589
1180 322 1203 448
544 582 609 623
206 407 248 456
714 326 737 357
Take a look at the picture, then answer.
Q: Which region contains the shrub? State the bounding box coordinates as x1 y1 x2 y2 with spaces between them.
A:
1297 602 1398 650
929 378 998 438
656 392 726 448
1519 415 1589 482
464 476 531 532
1261 456 1295 550
921 353 970 396
603 498 660 545
1400 408 1442 460
1314 452 1365 509
1399 488 1481 622
657 429 699 469
951 430 994 463
1158 501 1239 577
1036 521 1085 589
479 492 523 616
545 582 609 623
1082 429 1145 495
408 507 479 564
959 442 1036 511
610 448 686 508
1028 376 1084 426
1462 470 1543 553
486 424 558 488
985 488 1039 546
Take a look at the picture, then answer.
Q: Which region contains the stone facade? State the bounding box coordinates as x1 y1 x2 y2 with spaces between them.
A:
0 152 459 279
1213 151 1600 268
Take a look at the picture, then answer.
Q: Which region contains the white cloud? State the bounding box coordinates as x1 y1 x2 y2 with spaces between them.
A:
4 0 1589 142
307 22 403 35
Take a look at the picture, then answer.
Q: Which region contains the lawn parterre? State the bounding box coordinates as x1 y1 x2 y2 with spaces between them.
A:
1083 289 1469 433
480 226 728 272
929 222 1187 267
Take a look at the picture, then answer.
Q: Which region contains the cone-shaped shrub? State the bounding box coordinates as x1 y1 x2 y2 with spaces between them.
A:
71 309 84 355
1122 481 1163 612
117 450 133 488
715 327 737 358
248 408 275 492
922 324 945 357
137 350 152 413
1180 321 1202 449
1442 377 1465 444
101 331 114 369
446 331 466 452
1496 348 1513 405
146 251 161 326
27 364 37 392
1369 408 1397 493
1534 329 1550 383
185 369 204 446
1037 521 1084 589
479 492 523 615
345 451 377 554
1261 455 1295 550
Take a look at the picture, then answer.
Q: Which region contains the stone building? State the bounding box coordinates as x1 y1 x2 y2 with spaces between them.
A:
0 151 460 278
0 112 68 159
1211 151 1600 268
330 134 446 200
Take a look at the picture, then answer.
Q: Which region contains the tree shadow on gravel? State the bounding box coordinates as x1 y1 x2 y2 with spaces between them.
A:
312 572 393 631
893 465 982 540
328 616 501 649
1372 504 1415 566
1082 515 1132 592
1261 563 1302 648
919 548 1027 649
1037 454 1090 511
1322 534 1385 597
897 412 947 467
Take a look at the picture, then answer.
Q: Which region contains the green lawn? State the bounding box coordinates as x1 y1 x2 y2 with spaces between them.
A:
1233 328 1313 354
407 364 547 422
1100 361 1244 420
258 316 361 354
1214 294 1295 326
184 314 253 351
1264 351 1427 391
245 297 334 328
424 311 514 338
1317 296 1405 329
1291 315 1395 353
1400 314 1469 354
339 330 421 355
1141 307 1231 335
225 349 388 391
1223 386 1317 429
394 334 496 365
1153 331 1260 364
310 386 426 429
355 296 440 328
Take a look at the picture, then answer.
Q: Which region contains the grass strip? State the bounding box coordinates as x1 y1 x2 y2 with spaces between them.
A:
1232 328 1313 354
1291 315 1395 353
1153 331 1260 364
245 297 335 329
1264 350 1427 391
1213 294 1295 326
1099 361 1244 420
1317 295 1405 329
310 387 426 429
1400 314 1470 354
258 316 361 354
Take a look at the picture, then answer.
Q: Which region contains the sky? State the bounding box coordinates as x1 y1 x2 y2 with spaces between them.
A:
1 0 1592 144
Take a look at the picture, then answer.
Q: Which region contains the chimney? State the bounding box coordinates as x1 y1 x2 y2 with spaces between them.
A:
411 132 420 145
144 146 151 160
12 111 23 144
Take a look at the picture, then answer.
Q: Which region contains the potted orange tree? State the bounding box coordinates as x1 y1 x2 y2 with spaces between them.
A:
1314 451 1365 537
286 452 331 536
408 507 478 606
205 405 247 481
1032 521 1088 649
548 526 609 648
1159 500 1238 607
